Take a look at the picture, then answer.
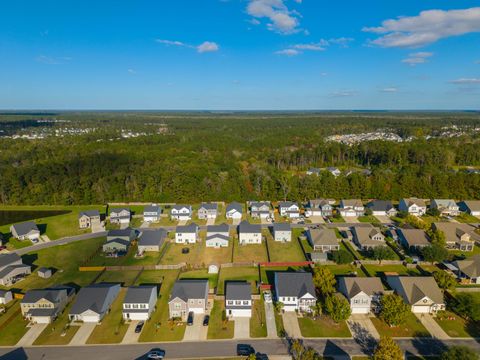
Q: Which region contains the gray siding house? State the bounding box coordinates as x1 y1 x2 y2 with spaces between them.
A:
273 223 291 242
198 203 218 220
69 283 121 323
138 229 167 252
10 221 40 241
0 253 31 286
168 280 209 320
78 210 101 229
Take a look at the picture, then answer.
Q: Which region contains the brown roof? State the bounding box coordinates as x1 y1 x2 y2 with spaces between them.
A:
432 223 479 245
352 225 385 246
387 276 444 305
308 228 339 247
398 229 430 247
338 277 384 299
454 256 480 278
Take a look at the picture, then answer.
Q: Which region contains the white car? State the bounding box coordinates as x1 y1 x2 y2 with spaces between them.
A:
147 349 165 359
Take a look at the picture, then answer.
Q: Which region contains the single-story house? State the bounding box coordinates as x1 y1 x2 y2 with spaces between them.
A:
78 210 101 229
226 282 252 318
338 277 384 314
168 280 209 320
103 238 131 254
198 203 218 220
143 205 161 222
123 286 157 321
69 283 121 323
0 253 31 286
365 200 397 217
326 167 341 177
453 256 480 284
432 222 479 252
206 223 230 248
21 287 74 324
37 267 52 279
430 199 460 216
238 221 262 245
0 290 13 305
273 223 291 242
171 205 192 221
338 200 364 217
398 198 426 216
278 201 300 218
274 272 317 312
386 276 445 314
109 208 131 225
397 228 431 251
352 225 385 251
10 221 40 241
175 223 199 244
249 201 271 219
305 199 334 217
138 229 167 252
307 228 340 252
459 200 480 217
226 202 243 220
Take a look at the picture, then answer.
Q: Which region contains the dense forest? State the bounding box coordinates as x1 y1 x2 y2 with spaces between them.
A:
1 111 480 205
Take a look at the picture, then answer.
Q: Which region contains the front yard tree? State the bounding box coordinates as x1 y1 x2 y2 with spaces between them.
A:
275 301 284 313
441 345 478 360
324 294 351 323
290 339 321 360
380 294 409 326
313 266 336 297
421 244 448 264
433 271 456 291
373 336 403 360
332 249 354 264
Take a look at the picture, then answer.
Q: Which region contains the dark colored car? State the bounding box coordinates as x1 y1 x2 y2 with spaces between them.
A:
237 344 255 356
255 353 269 360
147 348 165 359
187 311 194 326
202 315 210 326
182 247 190 254
135 321 144 333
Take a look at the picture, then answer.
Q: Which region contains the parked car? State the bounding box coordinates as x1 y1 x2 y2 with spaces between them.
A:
256 353 269 360
187 311 194 326
237 344 255 356
203 315 210 326
135 321 144 333
147 348 165 359
31 238 39 244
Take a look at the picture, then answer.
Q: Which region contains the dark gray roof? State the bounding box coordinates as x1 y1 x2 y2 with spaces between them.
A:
79 210 100 218
104 238 130 247
239 221 261 234
0 290 10 297
11 221 39 236
144 205 161 213
0 253 21 268
275 272 316 298
177 223 198 233
207 223 229 234
279 201 297 208
199 203 218 211
170 280 208 302
172 204 191 211
22 288 67 304
366 200 395 212
37 267 51 274
226 202 243 213
139 229 166 246
0 264 30 279
110 207 130 214
226 282 251 301
107 228 134 237
124 286 157 304
273 223 291 232
70 283 120 315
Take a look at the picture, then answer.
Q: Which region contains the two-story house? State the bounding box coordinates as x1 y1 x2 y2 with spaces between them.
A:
103 228 136 254
0 253 31 286
21 287 74 324
78 210 101 229
69 283 121 323
10 221 40 241
305 199 334 217
273 223 291 242
432 222 479 252
430 199 460 217
225 282 252 318
337 277 384 314
168 280 209 320
175 223 199 244
278 201 300 218
122 286 157 321
109 208 131 225
338 200 364 217
206 223 230 248
274 272 317 312
198 203 218 220
249 202 271 219
352 225 385 251
226 202 243 220
398 198 426 216
143 205 161 222
171 205 192 221
365 200 397 217
307 228 340 252
238 221 262 245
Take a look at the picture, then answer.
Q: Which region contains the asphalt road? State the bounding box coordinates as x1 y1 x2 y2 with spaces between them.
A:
0 338 479 360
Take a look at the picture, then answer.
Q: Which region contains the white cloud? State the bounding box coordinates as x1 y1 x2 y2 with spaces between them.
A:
35 55 71 65
292 43 327 51
320 72 328 76
381 87 398 93
402 52 433 66
363 7 480 48
155 39 191 48
246 0 302 34
449 78 480 84
275 48 300 56
127 69 136 74
197 41 219 53
276 38 353 56
330 90 356 97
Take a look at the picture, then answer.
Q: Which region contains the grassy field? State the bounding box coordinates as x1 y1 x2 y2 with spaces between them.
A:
455 213 480 223
233 240 268 263
324 264 367 277
342 240 364 260
179 269 218 289
435 310 480 338
138 270 186 342
207 300 234 340
371 313 430 338
96 270 140 286
298 315 351 337
217 267 259 295
0 301 29 346
362 264 421 277
250 299 267 338
266 234 306 262
34 302 80 345
358 215 380 224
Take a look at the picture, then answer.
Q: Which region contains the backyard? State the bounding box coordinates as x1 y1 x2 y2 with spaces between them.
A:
265 234 306 262
233 239 268 263
217 266 260 295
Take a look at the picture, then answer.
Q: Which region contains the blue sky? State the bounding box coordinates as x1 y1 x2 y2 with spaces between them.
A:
1 0 480 110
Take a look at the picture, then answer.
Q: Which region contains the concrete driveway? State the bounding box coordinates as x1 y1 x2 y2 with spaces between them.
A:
121 321 142 344
16 324 48 346
233 317 250 339
232 218 241 225
347 315 380 341
415 314 450 340
282 312 302 339
309 216 325 224
343 216 359 223
69 323 97 345
183 315 208 341
206 218 215 226
264 301 278 338
375 215 393 224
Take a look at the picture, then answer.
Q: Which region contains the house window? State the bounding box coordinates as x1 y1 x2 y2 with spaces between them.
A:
243 301 249 305
227 300 233 305
235 301 241 305
174 303 181 309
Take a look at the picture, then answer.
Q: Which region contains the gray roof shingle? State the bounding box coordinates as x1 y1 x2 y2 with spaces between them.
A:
274 272 316 298
170 280 208 302
124 286 157 304
226 282 251 301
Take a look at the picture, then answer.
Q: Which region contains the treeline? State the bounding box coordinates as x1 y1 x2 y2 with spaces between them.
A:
0 112 479 205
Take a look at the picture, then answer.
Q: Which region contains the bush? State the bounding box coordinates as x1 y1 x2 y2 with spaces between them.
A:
441 345 478 360
449 293 480 321
331 249 354 264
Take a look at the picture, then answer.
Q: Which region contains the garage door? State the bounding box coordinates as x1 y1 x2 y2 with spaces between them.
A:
351 307 370 314
32 316 51 324
412 305 430 313
190 307 205 314
82 315 100 323
231 309 252 317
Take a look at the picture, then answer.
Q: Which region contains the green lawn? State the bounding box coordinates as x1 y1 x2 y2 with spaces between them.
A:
330 215 345 223
179 269 218 289
342 240 364 260
358 215 380 224
324 264 367 277
217 267 259 295
0 301 29 346
362 264 421 277
34 302 80 345
435 310 480 338
298 315 351 337
371 313 430 338
250 299 267 338
266 233 306 262
455 213 480 223
233 239 268 263
207 300 234 339
274 307 285 337
96 270 140 286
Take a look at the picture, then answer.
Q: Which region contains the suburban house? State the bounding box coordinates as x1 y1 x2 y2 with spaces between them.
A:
21 287 74 324
278 201 300 218
453 256 480 284
109 208 131 225
78 210 101 229
397 228 431 252
307 228 340 252
225 282 252 318
337 277 384 314
69 283 121 323
122 286 157 321
338 200 365 217
305 199 334 217
459 200 480 217
430 199 460 216
138 229 167 252
249 201 271 219
171 205 192 221
398 198 427 216
206 223 230 248
352 225 385 251
0 290 13 305
274 272 317 312
107 228 136 242
168 280 209 320
326 167 341 177
238 221 262 245
103 228 136 254
432 223 479 252
10 221 40 241
198 203 218 220
0 253 31 286
273 223 291 242
175 223 199 244
143 205 161 222
365 200 397 217
306 168 320 176
226 202 243 220
387 276 445 314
